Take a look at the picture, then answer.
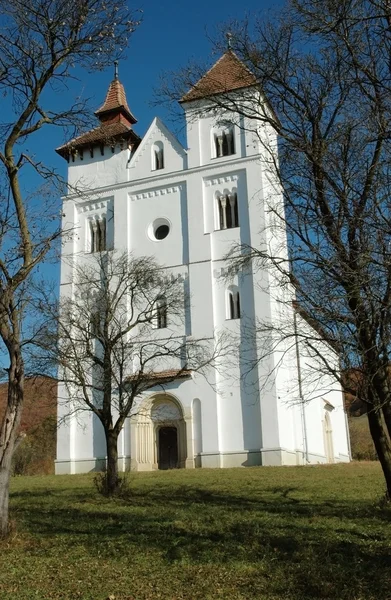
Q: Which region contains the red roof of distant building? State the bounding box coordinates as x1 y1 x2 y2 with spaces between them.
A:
181 51 257 103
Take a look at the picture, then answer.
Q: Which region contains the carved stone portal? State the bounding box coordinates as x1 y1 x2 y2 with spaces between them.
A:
131 395 189 471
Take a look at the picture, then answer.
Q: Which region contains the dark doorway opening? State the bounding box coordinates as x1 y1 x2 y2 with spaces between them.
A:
158 426 178 470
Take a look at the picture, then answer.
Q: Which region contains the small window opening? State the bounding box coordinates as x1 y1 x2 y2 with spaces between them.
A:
156 296 167 329
155 224 169 240
228 290 241 320
217 192 239 230
152 142 164 171
155 148 164 170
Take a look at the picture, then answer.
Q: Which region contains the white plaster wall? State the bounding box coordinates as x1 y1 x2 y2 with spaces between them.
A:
128 184 185 267
296 314 350 461
186 172 211 263
114 188 131 252
56 381 74 462
68 146 130 190
128 118 187 180
59 198 78 288
188 262 214 338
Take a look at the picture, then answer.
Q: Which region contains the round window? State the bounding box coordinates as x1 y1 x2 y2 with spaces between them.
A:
148 218 171 241
155 224 169 240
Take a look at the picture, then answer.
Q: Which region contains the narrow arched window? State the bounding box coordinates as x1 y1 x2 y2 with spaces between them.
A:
95 219 102 251
215 134 224 158
218 195 227 230
213 124 235 158
226 128 234 155
156 296 167 329
90 217 107 252
89 220 96 253
98 216 107 251
152 141 164 171
227 288 240 320
228 192 239 228
217 191 239 230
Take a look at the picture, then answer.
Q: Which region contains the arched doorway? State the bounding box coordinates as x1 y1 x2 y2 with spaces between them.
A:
131 394 188 471
158 426 178 469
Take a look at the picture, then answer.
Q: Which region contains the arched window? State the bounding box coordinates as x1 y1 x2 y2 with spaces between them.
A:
213 124 235 158
89 217 107 253
99 216 106 251
89 220 96 253
152 141 164 171
227 287 241 320
217 191 239 230
156 296 167 329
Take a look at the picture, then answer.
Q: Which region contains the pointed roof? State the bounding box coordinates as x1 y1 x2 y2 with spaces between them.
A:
95 76 137 125
56 70 140 160
180 51 257 103
129 116 187 170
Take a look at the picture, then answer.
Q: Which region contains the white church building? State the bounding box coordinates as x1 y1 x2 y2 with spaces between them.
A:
55 52 350 474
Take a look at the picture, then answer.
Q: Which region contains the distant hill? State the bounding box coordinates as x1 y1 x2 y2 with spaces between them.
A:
0 375 57 431
0 376 57 474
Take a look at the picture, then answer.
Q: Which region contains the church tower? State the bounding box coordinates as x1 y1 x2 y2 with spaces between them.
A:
55 54 350 474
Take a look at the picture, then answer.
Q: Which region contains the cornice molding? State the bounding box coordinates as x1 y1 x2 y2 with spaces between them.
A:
63 153 262 202
204 173 239 187
130 185 182 202
75 196 114 214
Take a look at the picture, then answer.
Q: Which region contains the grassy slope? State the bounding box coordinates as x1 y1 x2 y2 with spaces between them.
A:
1 463 390 600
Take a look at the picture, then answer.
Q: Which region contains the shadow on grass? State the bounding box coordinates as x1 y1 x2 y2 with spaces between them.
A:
10 482 391 599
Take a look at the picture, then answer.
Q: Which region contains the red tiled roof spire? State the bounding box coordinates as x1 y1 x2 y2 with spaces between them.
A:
95 62 137 126
180 50 257 103
56 64 141 160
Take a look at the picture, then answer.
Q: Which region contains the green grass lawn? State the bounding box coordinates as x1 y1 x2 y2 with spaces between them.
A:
1 463 390 600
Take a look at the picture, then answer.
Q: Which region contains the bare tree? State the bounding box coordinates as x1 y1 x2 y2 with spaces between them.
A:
0 0 140 536
35 251 228 495
159 0 391 496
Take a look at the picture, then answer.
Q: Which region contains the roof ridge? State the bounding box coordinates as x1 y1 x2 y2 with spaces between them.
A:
181 50 257 103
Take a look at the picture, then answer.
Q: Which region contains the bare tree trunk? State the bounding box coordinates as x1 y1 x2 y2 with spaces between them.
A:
105 429 119 496
0 350 24 537
367 407 391 499
381 403 391 441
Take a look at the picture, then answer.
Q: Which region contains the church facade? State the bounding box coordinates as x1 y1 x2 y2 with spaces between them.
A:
55 52 350 474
